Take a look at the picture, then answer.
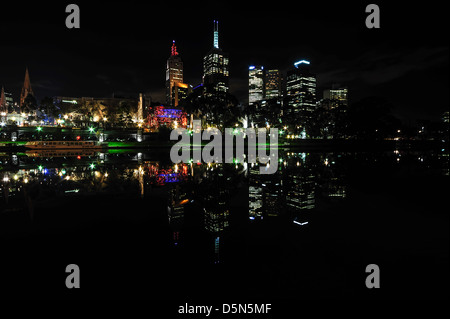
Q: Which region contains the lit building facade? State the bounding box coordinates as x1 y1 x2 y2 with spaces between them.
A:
171 82 192 107
146 105 187 131
249 66 264 105
323 84 348 109
285 60 317 126
203 20 229 97
166 41 184 106
264 69 282 99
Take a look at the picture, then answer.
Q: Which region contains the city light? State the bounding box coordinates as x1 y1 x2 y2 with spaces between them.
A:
294 60 310 67
36 126 42 132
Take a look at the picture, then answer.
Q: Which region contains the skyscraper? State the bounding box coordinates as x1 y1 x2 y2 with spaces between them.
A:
285 60 316 127
265 69 282 99
20 67 34 107
203 20 229 97
166 41 184 106
323 84 348 109
249 66 264 105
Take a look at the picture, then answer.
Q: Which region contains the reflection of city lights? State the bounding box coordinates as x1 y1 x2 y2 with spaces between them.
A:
2 176 9 182
13 175 19 180
24 178 29 184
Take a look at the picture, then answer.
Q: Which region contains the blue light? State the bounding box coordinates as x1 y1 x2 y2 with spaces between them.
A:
294 60 310 67
249 66 255 70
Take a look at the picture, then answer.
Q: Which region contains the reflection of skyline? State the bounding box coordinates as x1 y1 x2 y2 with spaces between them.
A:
1 148 449 262
1 147 449 299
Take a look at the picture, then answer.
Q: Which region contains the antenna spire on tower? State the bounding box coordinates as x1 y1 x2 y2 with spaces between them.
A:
171 40 179 56
213 20 219 49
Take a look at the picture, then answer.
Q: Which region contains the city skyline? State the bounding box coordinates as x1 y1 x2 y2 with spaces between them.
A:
0 2 448 123
0 1 448 303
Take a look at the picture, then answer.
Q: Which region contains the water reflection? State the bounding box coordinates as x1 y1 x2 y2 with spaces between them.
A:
1 147 448 265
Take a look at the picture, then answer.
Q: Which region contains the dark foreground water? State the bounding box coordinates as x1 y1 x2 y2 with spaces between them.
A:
0 147 449 300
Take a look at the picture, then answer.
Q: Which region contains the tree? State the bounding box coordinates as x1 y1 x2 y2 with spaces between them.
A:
22 93 37 114
40 96 59 119
183 91 241 129
347 97 401 139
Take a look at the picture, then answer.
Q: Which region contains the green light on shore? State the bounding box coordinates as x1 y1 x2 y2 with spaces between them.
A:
38 165 43 171
89 163 96 169
89 127 95 133
36 126 42 132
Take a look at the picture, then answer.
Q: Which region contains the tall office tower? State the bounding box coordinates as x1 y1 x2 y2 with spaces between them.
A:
166 40 184 106
20 67 34 107
249 65 264 104
171 82 192 107
323 84 348 109
285 60 316 126
203 20 229 97
265 69 282 99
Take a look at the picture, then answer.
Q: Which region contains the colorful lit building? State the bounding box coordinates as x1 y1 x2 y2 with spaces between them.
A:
146 105 188 131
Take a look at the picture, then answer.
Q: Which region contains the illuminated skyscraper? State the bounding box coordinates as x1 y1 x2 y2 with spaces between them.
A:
264 69 282 99
171 82 192 107
203 20 229 97
19 67 34 107
249 66 264 105
323 84 348 109
285 60 316 126
166 41 184 106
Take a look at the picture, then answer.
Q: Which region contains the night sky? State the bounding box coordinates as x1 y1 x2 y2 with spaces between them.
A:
1 1 448 122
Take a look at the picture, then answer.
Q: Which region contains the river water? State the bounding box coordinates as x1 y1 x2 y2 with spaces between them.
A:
0 147 448 299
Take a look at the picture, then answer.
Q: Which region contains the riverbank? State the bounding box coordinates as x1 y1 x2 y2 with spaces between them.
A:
0 138 447 152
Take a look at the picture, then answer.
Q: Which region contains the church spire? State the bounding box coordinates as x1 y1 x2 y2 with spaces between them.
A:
0 86 6 113
20 67 34 107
